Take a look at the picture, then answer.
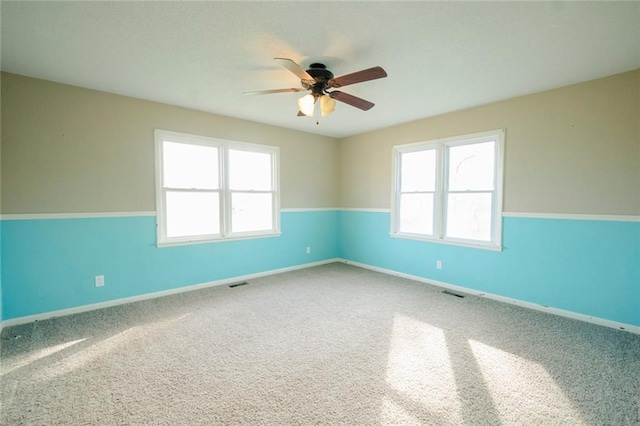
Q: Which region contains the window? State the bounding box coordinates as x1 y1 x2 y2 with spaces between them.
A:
155 130 280 246
392 129 504 250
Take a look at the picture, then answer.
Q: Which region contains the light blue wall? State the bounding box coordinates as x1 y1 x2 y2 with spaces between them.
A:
1 211 339 320
339 211 640 327
3 210 638 327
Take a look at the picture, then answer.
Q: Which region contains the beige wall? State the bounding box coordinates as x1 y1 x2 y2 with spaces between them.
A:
339 70 640 215
3 70 639 216
1 73 338 214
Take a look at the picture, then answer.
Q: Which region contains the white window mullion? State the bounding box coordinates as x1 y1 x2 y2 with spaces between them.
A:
155 138 167 243
436 143 445 240
391 152 401 234
271 191 277 232
220 146 230 238
492 131 505 246
271 149 280 234
161 188 169 241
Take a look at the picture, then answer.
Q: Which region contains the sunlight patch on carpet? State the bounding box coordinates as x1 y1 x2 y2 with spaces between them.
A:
468 339 584 423
1 338 86 376
35 314 190 381
384 314 462 423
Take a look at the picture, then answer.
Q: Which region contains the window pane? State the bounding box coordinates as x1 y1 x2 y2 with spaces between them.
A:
231 193 273 233
163 142 219 189
166 191 220 237
229 150 272 191
445 193 492 241
401 150 436 192
399 193 434 235
448 141 495 191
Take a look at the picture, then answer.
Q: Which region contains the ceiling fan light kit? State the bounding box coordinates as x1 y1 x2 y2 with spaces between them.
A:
297 93 336 118
244 58 387 120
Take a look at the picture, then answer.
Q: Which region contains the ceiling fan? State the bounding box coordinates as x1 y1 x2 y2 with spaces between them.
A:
244 58 388 118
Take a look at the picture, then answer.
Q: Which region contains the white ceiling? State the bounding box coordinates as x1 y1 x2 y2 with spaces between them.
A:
2 1 639 138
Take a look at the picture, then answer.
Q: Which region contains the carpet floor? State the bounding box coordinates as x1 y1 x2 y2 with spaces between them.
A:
1 263 639 425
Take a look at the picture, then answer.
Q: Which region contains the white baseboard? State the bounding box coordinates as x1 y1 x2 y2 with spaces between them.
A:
338 259 640 335
1 258 340 328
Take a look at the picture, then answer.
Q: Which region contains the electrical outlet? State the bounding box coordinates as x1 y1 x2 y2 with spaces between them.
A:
436 260 442 270
306 246 311 254
95 275 105 287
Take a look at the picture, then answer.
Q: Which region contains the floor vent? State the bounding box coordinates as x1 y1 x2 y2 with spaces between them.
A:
442 290 465 298
229 281 249 288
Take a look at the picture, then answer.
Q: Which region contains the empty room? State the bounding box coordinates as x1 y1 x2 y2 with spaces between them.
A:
1 2 639 424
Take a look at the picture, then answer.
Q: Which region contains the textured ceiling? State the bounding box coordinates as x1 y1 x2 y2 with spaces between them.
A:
2 1 639 138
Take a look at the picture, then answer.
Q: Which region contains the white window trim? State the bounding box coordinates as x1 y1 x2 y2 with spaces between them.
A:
391 129 505 251
154 129 281 247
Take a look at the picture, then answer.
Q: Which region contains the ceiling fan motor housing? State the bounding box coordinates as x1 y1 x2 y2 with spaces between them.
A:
303 63 334 94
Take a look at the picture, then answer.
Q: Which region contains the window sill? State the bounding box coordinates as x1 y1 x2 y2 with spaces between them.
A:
157 232 282 248
390 232 502 252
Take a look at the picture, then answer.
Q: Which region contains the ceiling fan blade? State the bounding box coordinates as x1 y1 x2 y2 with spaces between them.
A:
243 88 306 96
274 58 314 83
329 91 375 111
328 66 387 88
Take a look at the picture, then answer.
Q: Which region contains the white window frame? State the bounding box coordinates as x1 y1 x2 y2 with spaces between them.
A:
155 129 280 247
391 129 505 251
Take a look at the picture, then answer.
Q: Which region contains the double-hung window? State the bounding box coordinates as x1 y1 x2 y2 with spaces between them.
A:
392 129 504 250
155 130 280 246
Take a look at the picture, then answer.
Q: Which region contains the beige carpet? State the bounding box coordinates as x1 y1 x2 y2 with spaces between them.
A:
2 263 639 425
